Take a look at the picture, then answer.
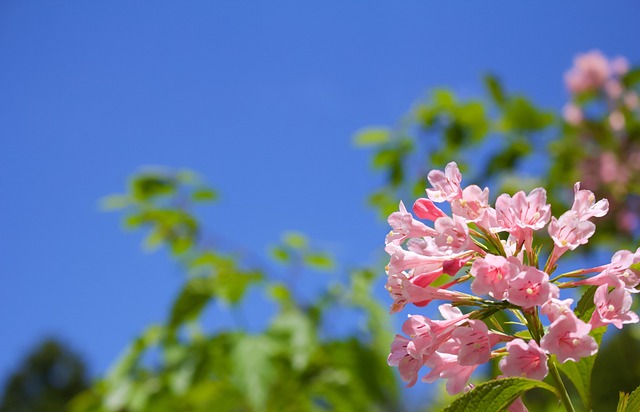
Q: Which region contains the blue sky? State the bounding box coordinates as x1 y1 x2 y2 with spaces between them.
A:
1 1 640 388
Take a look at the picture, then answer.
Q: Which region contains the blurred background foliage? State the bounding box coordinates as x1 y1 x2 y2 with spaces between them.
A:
3 52 640 411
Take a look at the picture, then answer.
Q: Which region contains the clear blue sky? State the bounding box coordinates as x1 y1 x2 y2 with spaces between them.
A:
1 1 640 386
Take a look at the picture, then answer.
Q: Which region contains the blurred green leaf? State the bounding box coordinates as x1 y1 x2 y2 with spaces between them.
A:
131 174 175 201
270 246 290 263
283 232 308 250
169 277 216 329
622 68 640 88
353 127 390 147
191 188 217 202
100 194 130 210
231 335 276 411
303 253 334 271
484 73 506 106
433 89 456 109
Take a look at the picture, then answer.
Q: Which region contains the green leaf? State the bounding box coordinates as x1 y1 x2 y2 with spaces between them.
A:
100 194 130 210
500 96 554 132
191 188 217 202
130 174 175 201
169 277 215 329
283 231 308 250
441 377 557 412
433 89 456 109
231 335 276 411
270 246 290 263
557 326 606 410
269 309 317 371
484 73 506 106
303 253 334 271
622 68 640 88
214 270 262 304
353 127 390 146
574 286 599 322
623 384 640 412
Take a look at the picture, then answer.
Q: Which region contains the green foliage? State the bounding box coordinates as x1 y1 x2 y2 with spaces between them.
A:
441 378 557 412
72 168 400 412
617 384 640 412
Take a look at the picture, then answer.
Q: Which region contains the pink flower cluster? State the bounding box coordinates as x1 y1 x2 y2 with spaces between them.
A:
562 51 640 236
563 50 636 128
385 162 639 395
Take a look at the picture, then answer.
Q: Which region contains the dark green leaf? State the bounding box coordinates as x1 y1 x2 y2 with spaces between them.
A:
441 377 557 412
169 277 216 328
574 286 599 321
622 68 640 88
131 174 175 201
484 73 506 106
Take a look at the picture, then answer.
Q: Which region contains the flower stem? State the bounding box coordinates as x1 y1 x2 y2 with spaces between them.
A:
548 360 576 412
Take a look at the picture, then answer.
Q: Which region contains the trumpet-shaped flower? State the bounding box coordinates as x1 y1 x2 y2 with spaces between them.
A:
499 339 548 380
451 320 492 366
470 254 519 301
540 313 598 363
508 267 556 309
590 284 639 329
386 201 437 245
495 188 551 250
426 162 463 203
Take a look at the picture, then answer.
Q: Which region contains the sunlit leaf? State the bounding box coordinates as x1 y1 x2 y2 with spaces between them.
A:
441 377 557 412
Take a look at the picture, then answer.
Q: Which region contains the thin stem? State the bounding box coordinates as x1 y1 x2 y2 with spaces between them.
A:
549 265 608 283
548 360 576 412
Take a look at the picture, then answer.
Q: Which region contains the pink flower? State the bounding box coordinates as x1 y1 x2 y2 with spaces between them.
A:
540 298 574 323
508 266 556 309
432 216 471 255
573 249 640 291
611 56 630 76
495 188 551 250
609 111 626 131
590 284 639 329
499 339 548 380
540 313 598 363
470 254 519 300
605 79 624 100
413 198 447 221
387 334 425 387
386 201 437 245
426 162 463 203
422 340 477 395
563 104 583 125
571 182 609 220
451 185 491 223
548 211 596 251
385 271 472 313
451 320 492 366
403 308 470 359
564 50 611 94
